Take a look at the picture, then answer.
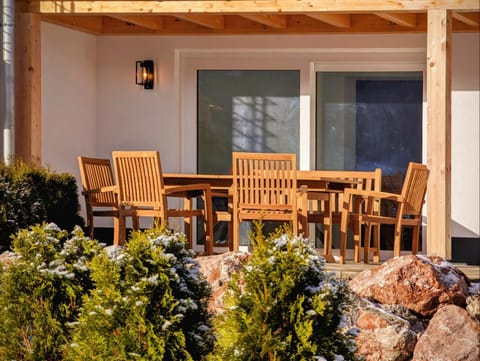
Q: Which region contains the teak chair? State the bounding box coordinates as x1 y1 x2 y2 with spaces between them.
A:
77 156 124 241
231 152 301 251
306 168 382 263
111 151 215 254
340 162 429 264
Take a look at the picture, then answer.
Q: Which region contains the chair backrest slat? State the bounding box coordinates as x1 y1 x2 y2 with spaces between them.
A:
401 162 429 215
78 156 117 207
233 152 297 210
112 151 166 212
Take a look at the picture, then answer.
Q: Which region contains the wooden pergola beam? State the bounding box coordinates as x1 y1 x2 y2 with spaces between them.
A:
27 0 480 15
306 14 351 28
15 12 41 165
241 14 287 28
453 11 480 26
374 12 417 27
42 15 104 34
426 9 452 259
174 14 225 29
110 15 164 30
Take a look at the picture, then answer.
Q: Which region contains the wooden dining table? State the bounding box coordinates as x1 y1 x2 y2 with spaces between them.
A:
162 171 357 260
163 171 354 192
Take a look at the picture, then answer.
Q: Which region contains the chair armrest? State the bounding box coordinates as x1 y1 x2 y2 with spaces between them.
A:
297 185 308 195
101 185 118 193
83 185 117 196
165 183 211 198
344 188 403 202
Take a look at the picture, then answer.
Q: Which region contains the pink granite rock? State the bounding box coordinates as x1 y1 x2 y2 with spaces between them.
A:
348 298 422 361
196 251 250 313
412 304 480 361
348 255 470 317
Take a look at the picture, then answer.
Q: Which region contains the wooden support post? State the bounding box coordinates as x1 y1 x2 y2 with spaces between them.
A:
15 12 41 165
426 9 452 259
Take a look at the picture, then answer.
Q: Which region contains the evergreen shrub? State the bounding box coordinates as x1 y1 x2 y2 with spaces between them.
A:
64 224 215 360
0 223 214 360
0 223 103 360
0 160 84 251
209 223 359 361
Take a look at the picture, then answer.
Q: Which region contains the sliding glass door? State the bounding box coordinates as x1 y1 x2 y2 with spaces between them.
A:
315 71 424 252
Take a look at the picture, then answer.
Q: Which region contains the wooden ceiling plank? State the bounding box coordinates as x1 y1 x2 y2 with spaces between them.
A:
306 14 351 28
452 11 480 26
241 14 287 28
41 15 104 34
174 14 224 29
374 12 417 27
30 0 480 15
110 15 164 30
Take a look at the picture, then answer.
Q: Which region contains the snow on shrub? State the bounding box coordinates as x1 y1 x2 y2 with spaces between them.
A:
208 222 359 361
0 223 103 360
65 224 215 360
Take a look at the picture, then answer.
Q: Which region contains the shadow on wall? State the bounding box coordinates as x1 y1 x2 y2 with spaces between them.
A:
451 220 480 265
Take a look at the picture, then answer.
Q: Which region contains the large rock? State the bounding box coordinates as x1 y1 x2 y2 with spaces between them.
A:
196 251 250 313
466 282 480 320
345 297 425 361
349 255 470 316
412 304 480 361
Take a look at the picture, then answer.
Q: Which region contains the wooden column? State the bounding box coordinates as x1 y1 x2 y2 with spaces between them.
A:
15 12 41 165
426 9 452 259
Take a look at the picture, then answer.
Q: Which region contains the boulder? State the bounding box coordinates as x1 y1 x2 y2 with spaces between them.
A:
196 251 250 313
349 255 470 316
344 297 425 361
412 304 480 361
466 282 480 320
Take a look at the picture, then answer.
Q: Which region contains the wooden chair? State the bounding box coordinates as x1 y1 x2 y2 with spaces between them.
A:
231 152 303 251
111 151 215 254
306 168 382 263
340 162 429 264
77 156 123 241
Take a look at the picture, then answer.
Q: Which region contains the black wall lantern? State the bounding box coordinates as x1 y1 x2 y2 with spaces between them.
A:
136 60 154 89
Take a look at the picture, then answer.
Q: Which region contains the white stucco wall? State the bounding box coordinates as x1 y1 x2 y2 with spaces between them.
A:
41 23 479 237
451 33 480 237
41 22 96 185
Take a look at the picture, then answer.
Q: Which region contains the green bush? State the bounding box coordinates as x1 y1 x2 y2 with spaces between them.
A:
0 223 215 361
0 223 103 360
209 223 358 361
0 160 84 251
64 224 215 360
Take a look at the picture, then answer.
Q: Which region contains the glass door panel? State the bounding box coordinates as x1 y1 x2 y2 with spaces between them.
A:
197 70 300 245
315 71 423 251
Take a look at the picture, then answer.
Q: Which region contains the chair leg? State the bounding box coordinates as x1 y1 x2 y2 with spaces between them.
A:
227 220 233 251
372 224 380 263
232 212 239 252
412 220 420 255
117 213 126 246
353 217 361 263
339 204 349 265
132 215 139 231
292 218 298 239
86 206 94 239
113 216 120 246
393 221 402 258
323 198 333 261
203 189 214 255
363 223 372 264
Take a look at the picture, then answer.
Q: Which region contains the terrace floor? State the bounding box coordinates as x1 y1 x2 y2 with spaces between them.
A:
92 228 480 282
